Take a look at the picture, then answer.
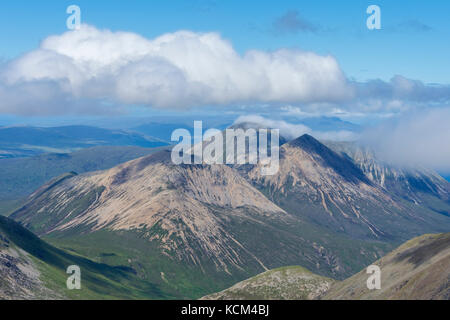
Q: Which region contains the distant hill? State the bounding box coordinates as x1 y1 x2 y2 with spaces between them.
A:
201 266 335 300
299 116 361 132
0 125 167 159
132 122 194 142
132 121 231 143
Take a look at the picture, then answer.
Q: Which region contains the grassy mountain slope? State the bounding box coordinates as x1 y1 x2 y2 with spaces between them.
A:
323 233 450 300
0 215 174 300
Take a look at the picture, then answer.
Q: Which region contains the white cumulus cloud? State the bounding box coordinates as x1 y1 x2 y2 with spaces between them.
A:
1 24 450 117
0 25 352 115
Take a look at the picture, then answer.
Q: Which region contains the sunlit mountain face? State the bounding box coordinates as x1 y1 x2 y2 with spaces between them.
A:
0 0 449 302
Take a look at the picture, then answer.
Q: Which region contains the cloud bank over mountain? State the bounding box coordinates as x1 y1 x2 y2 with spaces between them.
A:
361 108 450 173
235 112 450 174
234 115 358 141
1 25 450 116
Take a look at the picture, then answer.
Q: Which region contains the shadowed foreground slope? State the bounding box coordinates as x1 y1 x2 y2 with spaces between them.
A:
0 215 172 300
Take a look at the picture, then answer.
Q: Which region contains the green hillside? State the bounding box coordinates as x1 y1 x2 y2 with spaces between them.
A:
0 215 174 299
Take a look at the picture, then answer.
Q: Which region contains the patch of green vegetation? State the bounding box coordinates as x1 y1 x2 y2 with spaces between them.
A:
43 229 251 299
33 204 394 298
0 216 172 300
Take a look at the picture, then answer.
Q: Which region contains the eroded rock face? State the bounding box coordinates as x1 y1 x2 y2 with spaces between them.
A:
0 246 60 300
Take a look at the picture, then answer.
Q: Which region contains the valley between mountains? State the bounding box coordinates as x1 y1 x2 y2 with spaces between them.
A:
2 133 450 299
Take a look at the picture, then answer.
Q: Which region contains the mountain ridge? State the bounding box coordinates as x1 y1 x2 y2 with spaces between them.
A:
323 140 450 217
238 134 450 242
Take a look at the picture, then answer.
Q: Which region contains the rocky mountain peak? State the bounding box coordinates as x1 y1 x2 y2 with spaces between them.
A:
286 134 370 185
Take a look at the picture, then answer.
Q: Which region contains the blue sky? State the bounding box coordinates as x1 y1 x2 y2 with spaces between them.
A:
1 0 449 83
0 1 450 173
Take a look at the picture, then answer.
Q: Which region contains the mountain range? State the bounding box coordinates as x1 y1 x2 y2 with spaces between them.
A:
1 125 449 299
4 131 449 298
9 149 391 297
236 134 450 242
0 125 167 159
